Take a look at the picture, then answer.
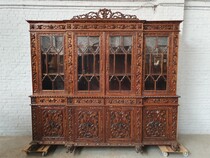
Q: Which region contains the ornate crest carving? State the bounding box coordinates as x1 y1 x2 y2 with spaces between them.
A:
72 8 139 20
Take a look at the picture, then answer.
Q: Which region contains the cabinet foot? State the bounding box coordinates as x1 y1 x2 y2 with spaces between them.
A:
171 142 180 151
66 144 75 153
135 145 144 153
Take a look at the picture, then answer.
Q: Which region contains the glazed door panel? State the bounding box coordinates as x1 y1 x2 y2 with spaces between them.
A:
106 107 134 142
75 33 104 95
38 33 66 93
74 107 104 143
106 33 136 95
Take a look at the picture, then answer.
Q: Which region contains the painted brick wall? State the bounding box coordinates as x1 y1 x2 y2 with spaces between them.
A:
177 1 210 134
0 0 209 135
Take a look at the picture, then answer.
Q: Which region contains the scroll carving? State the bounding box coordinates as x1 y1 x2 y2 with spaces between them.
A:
136 32 143 94
36 97 66 104
72 8 138 20
31 33 38 93
136 108 142 141
72 23 141 30
106 99 136 105
42 109 63 137
144 24 174 31
68 108 73 141
67 32 74 94
74 99 103 105
171 107 177 139
144 98 178 104
30 24 66 30
144 109 167 137
169 33 179 94
32 107 38 140
77 110 100 139
109 110 131 139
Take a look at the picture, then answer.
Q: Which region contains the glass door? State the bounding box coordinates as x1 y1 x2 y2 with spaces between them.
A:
106 33 134 94
144 35 169 92
75 33 104 94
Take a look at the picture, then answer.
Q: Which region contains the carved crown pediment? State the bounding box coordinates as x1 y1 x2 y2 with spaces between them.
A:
71 8 139 20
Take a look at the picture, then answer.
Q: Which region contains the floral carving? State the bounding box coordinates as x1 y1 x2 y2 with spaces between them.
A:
106 99 136 105
144 98 178 104
72 8 138 20
36 97 66 104
32 107 38 140
169 33 179 94
30 33 38 93
136 108 142 141
144 24 174 31
42 109 64 137
109 110 131 139
136 32 143 94
30 24 66 30
68 108 73 141
144 109 167 138
67 32 74 94
72 23 141 30
171 107 177 139
74 99 103 105
77 110 100 139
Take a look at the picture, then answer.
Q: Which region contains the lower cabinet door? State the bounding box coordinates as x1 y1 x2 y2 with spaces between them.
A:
74 107 104 143
106 107 134 143
143 106 178 141
32 105 66 143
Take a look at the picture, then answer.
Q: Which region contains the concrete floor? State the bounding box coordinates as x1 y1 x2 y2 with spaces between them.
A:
0 135 210 158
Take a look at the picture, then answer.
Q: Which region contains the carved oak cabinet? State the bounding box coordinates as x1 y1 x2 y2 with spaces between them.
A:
28 9 181 153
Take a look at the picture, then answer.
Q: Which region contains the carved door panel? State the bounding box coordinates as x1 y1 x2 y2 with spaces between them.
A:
32 106 66 142
106 107 134 142
143 106 177 141
74 107 104 143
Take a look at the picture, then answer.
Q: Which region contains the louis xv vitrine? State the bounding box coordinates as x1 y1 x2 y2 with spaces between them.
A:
28 8 181 153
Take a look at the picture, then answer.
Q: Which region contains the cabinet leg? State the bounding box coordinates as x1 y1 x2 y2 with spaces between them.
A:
171 142 180 151
135 145 144 153
66 144 75 153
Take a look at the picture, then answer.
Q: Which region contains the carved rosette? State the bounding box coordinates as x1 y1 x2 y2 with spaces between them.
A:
72 8 138 20
109 110 131 139
30 33 38 93
42 109 64 137
77 110 100 139
136 32 143 94
67 32 74 94
169 33 179 94
144 109 167 138
171 107 177 139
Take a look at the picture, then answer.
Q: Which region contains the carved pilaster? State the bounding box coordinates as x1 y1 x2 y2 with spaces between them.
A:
67 32 74 94
136 32 143 95
30 33 38 93
169 32 179 94
171 107 178 139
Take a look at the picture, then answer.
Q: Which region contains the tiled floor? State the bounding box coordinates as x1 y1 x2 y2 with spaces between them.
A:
0 135 210 158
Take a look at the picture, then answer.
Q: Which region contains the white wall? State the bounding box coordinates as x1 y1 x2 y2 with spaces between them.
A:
177 1 210 134
0 0 209 135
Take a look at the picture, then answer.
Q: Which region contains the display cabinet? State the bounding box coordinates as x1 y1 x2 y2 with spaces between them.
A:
28 8 181 153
